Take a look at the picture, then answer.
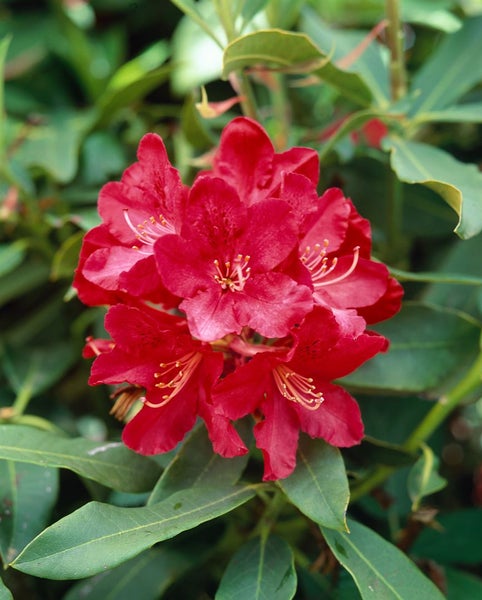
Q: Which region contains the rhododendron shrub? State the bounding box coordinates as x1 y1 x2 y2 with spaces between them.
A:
74 117 402 480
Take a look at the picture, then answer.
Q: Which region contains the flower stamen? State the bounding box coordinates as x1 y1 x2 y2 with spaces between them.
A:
273 364 324 411
144 351 203 408
124 209 174 253
110 385 145 420
213 254 251 292
301 241 360 288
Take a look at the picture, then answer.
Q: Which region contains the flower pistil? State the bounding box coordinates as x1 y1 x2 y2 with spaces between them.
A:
213 254 251 292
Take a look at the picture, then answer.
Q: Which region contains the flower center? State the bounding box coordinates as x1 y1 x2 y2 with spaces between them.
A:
123 209 174 253
143 351 203 408
301 240 360 288
272 364 324 410
213 254 251 292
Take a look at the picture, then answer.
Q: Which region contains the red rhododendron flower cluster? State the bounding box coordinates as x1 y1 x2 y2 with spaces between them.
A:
74 117 403 481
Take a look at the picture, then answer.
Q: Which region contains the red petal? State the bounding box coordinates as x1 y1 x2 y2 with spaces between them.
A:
296 382 364 447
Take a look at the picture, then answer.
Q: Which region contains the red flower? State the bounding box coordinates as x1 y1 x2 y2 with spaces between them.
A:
155 176 313 342
88 304 247 457
74 133 187 305
213 307 388 480
278 180 403 329
204 116 320 206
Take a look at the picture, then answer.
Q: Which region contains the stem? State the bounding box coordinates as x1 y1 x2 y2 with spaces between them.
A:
251 488 287 538
403 352 482 453
233 72 260 121
385 0 407 101
351 352 482 502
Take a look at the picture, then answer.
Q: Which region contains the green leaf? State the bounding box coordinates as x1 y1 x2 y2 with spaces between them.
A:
13 110 95 183
51 231 84 281
0 576 13 600
11 485 256 579
445 567 482 600
421 233 482 319
344 436 416 469
415 102 482 124
409 16 482 116
0 461 58 563
342 302 481 393
2 342 76 397
278 436 349 531
148 424 249 504
241 0 269 23
407 445 447 511
63 548 194 600
0 261 50 308
0 425 161 493
300 7 390 107
412 508 482 565
216 534 297 600
223 29 373 106
0 241 27 278
0 36 11 161
384 137 482 239
322 518 445 599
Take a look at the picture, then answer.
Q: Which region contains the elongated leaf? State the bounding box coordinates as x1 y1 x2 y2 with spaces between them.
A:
12 485 256 579
384 137 482 239
0 425 161 493
300 7 390 107
407 445 447 511
216 534 296 600
412 508 482 565
0 461 58 563
409 16 482 116
64 548 194 600
0 577 12 600
0 36 11 160
223 29 372 106
148 424 249 504
342 302 481 393
278 436 349 531
416 102 482 124
0 241 27 278
322 519 445 599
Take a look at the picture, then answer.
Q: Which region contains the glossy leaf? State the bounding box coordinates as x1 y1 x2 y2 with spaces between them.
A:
412 509 482 565
384 137 482 239
148 424 249 504
0 425 161 493
12 485 256 579
223 29 373 106
407 445 447 511
342 302 481 393
300 7 390 107
216 534 296 600
421 233 482 319
278 436 349 531
64 548 194 600
0 461 58 563
322 519 445 599
409 16 482 116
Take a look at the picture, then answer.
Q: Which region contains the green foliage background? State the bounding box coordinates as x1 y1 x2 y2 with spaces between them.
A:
1 1 482 598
